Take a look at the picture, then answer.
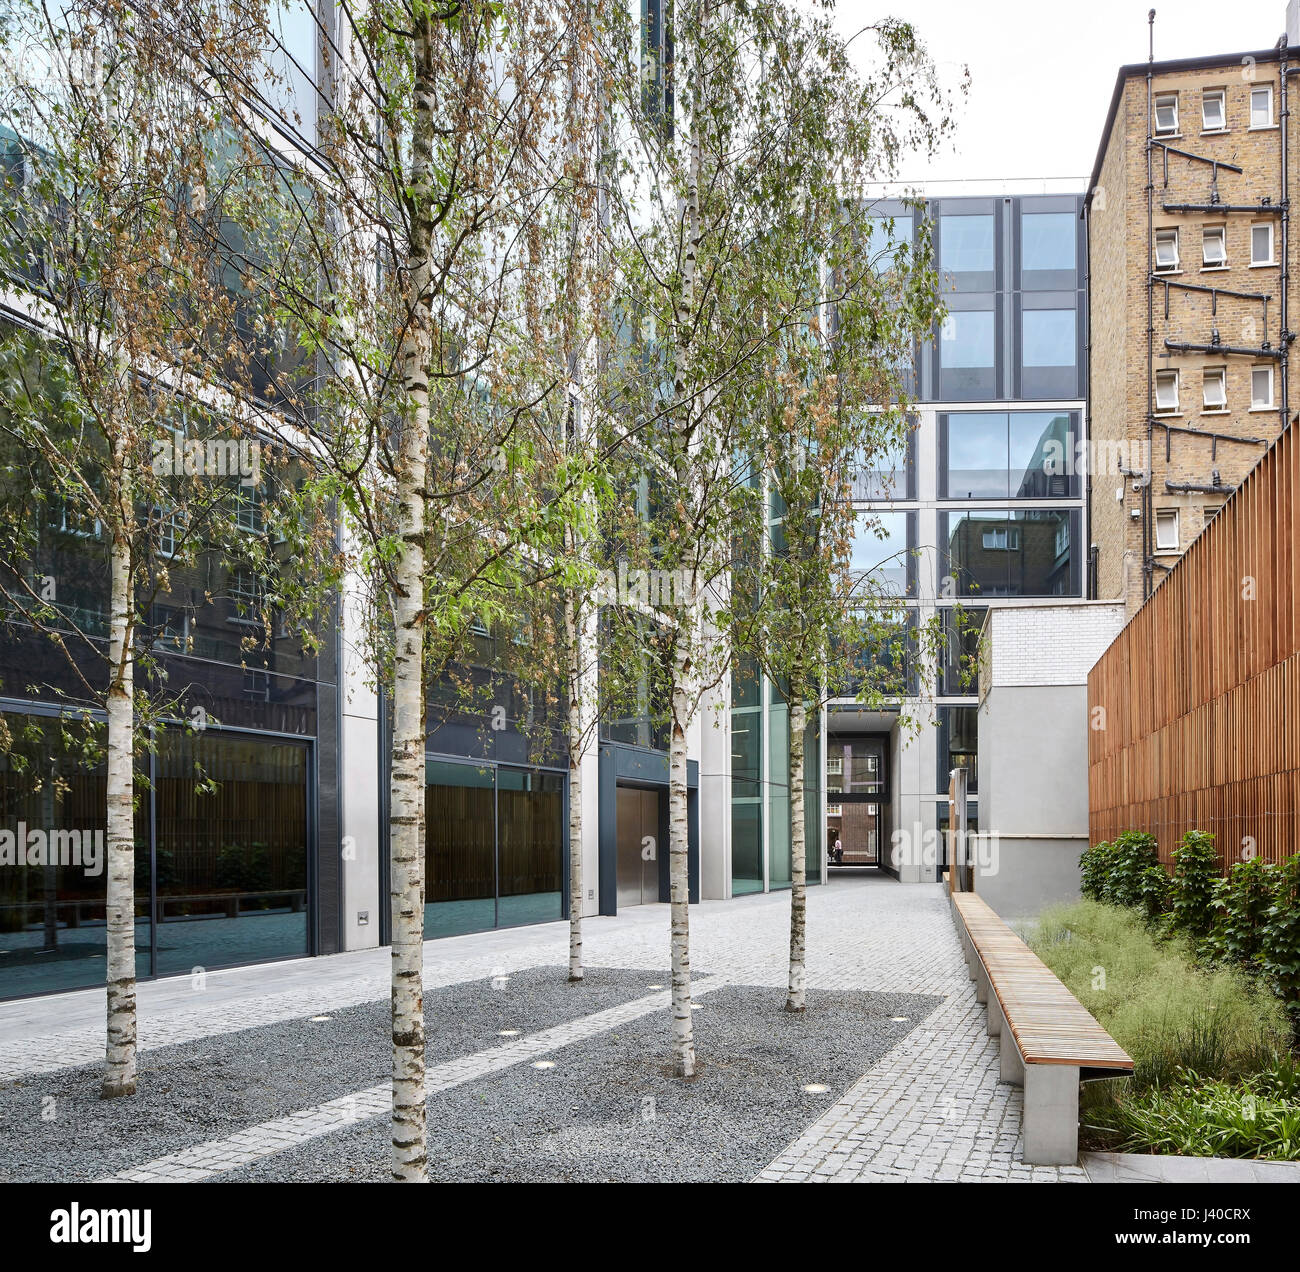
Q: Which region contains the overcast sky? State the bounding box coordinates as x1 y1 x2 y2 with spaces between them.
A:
827 0 1294 190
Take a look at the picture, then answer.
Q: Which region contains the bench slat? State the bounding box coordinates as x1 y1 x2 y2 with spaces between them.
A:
953 891 1133 1071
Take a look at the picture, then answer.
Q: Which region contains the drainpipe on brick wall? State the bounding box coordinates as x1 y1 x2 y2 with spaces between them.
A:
1143 9 1156 604
1281 36 1292 431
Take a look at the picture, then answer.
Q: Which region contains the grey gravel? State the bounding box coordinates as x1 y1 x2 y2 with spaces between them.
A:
0 965 662 1182
219 984 940 1183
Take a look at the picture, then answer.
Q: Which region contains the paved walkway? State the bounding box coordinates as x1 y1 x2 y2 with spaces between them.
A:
0 875 1085 1182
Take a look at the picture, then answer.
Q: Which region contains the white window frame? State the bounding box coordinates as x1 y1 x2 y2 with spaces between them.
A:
1251 364 1274 410
1202 225 1227 268
1155 509 1180 552
981 526 1021 552
1154 93 1179 136
1155 369 1180 413
229 566 265 625
1250 84 1274 128
1251 221 1274 267
1201 89 1226 132
1202 367 1227 412
1154 228 1180 273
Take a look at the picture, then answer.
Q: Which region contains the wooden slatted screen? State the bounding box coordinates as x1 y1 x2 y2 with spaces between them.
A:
1088 423 1300 870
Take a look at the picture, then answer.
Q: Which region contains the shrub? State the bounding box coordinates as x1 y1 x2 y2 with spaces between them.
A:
1105 832 1160 909
1138 863 1172 922
1207 856 1275 969
1030 900 1288 1088
1169 830 1220 942
1259 854 1300 1037
1079 839 1114 902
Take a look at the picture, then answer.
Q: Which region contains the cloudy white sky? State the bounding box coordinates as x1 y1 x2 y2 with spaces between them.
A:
827 0 1294 190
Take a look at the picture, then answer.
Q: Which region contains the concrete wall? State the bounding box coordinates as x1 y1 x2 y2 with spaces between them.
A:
973 603 1125 918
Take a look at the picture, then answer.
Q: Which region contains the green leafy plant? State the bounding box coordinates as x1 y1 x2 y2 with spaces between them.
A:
1080 839 1116 902
1105 831 1160 909
1259 854 1300 1037
1169 830 1220 942
1138 863 1172 923
1208 856 1276 969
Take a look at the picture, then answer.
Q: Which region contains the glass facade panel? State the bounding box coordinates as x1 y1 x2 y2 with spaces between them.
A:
1022 309 1076 368
943 412 1007 498
937 706 979 794
940 509 1082 597
425 759 496 937
941 214 995 274
768 703 791 888
1021 212 1076 272
941 310 995 368
0 714 149 997
850 511 913 596
497 769 564 928
153 730 309 976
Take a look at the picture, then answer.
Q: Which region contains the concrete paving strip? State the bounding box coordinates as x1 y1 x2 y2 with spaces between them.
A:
1081 1150 1300 1183
98 977 725 1183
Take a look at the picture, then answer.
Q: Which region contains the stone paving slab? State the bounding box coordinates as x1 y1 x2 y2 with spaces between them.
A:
1081 1151 1300 1184
0 876 1095 1182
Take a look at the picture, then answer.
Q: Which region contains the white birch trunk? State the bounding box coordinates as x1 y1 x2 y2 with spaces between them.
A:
388 21 435 1185
786 692 807 1013
664 4 706 1080
101 504 137 1098
565 590 584 982
668 644 695 1077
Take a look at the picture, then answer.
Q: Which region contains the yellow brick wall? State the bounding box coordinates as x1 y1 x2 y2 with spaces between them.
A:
1088 62 1293 617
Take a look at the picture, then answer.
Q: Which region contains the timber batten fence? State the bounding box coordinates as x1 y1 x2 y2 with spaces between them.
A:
1088 421 1300 868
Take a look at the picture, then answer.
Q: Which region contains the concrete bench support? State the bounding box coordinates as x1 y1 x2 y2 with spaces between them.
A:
1022 1063 1081 1166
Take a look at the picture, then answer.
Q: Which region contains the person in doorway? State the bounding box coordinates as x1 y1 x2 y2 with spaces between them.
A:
832 836 843 865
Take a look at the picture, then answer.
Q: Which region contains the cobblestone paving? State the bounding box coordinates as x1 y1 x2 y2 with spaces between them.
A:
0 875 1088 1182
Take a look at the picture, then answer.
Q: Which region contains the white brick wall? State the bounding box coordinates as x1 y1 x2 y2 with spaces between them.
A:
983 603 1126 689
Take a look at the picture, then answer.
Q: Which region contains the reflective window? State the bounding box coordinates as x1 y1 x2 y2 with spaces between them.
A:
425 759 564 936
941 214 995 274
940 509 1082 597
939 606 987 696
1021 213 1076 273
853 420 915 501
1022 309 1076 368
942 412 1079 499
864 215 910 269
937 707 979 794
154 731 310 975
941 310 995 368
850 511 914 596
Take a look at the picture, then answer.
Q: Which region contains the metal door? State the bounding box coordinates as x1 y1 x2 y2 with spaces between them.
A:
615 786 660 906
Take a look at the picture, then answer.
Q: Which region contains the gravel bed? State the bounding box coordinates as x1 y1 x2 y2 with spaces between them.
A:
0 965 663 1183
219 984 940 1183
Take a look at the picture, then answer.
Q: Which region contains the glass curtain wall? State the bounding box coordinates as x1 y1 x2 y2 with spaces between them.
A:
0 714 311 998
424 757 564 937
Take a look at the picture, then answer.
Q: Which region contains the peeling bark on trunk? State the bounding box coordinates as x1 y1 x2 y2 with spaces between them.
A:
101 517 137 1099
388 20 435 1186
565 592 584 982
786 691 807 1014
668 651 695 1077
664 10 705 1081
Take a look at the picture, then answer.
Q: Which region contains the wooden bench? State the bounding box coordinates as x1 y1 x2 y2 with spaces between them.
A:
949 889 1133 1166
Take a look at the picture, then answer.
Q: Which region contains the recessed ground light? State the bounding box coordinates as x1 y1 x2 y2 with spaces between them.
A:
690 1003 704 1010
310 1015 332 1022
647 984 664 990
532 1060 556 1070
890 1016 909 1022
803 1083 829 1094
498 1029 520 1037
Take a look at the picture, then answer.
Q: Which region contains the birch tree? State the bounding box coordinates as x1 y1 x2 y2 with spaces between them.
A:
724 14 966 1014
177 0 584 1178
0 0 309 1097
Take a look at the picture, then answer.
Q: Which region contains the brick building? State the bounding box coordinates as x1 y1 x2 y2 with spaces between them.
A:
1085 23 1300 616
